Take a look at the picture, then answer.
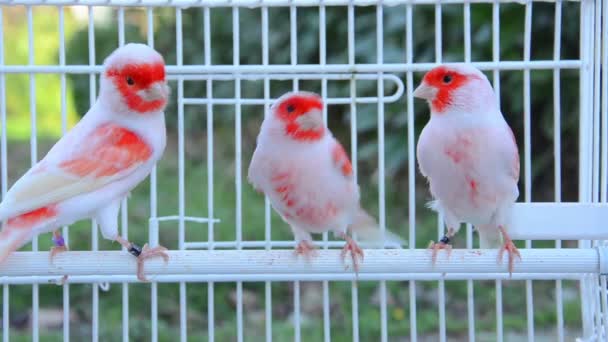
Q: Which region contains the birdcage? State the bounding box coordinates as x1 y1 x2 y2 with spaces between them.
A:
0 0 607 340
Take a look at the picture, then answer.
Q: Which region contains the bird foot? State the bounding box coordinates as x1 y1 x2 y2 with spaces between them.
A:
54 275 69 286
294 240 318 261
497 227 521 276
340 235 364 273
50 246 69 261
133 244 169 282
116 236 169 282
428 236 452 265
49 231 69 262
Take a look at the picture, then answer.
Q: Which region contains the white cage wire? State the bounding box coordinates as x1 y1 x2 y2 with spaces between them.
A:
0 0 607 341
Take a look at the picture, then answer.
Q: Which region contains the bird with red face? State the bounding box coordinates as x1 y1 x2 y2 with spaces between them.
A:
248 91 402 272
0 43 170 281
415 64 521 274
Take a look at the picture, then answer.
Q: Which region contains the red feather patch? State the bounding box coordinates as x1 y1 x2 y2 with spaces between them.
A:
7 205 58 229
106 62 166 113
332 142 353 177
60 123 152 178
275 94 325 141
422 66 478 113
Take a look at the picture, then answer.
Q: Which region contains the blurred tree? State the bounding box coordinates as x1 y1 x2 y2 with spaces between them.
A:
3 7 79 140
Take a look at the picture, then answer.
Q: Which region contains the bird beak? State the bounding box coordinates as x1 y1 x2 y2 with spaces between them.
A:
296 109 324 130
412 82 437 100
141 81 169 101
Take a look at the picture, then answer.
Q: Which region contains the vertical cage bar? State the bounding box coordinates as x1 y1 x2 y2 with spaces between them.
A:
145 8 159 342
434 2 442 63
552 1 564 341
491 1 503 340
318 4 332 342
175 8 187 342
87 6 100 342
348 4 360 342
433 4 446 341
376 5 388 342
26 7 39 342
116 7 129 342
592 0 602 205
0 7 8 342
233 6 244 342
601 0 608 206
1 286 6 342
287 4 302 341
290 6 299 94
593 0 604 335
27 6 37 164
579 0 595 337
463 3 475 340
261 6 272 342
602 0 608 206
203 7 216 342
118 8 125 46
602 276 608 342
121 197 129 342
438 250 446 342
601 5 608 339
57 6 71 342
522 3 535 341
405 3 417 341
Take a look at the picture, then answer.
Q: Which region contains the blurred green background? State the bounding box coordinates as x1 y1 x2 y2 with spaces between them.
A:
0 3 585 341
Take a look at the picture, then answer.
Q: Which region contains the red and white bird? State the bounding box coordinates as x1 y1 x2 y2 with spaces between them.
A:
414 64 521 273
0 43 170 281
248 91 402 271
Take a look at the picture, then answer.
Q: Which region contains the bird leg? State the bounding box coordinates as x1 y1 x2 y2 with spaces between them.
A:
49 230 69 262
428 228 455 265
497 226 521 276
339 233 364 273
48 231 70 285
116 236 169 282
294 240 318 261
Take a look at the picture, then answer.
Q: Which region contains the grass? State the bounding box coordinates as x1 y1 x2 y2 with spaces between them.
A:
1 129 584 341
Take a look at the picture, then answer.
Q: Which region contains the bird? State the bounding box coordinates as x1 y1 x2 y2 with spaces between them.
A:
247 91 402 272
0 43 170 282
414 63 521 274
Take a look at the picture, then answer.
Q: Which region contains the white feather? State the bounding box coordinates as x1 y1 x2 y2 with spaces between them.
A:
416 66 519 243
249 92 403 247
0 43 167 258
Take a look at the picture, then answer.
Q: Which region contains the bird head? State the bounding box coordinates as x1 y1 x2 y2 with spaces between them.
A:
270 91 325 142
413 64 496 115
101 43 169 114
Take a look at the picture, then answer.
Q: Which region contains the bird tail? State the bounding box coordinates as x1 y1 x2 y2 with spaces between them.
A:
349 208 406 248
476 224 502 249
0 224 33 264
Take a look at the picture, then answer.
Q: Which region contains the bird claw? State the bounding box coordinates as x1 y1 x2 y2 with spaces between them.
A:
49 230 69 263
294 240 318 262
135 244 169 282
497 233 521 277
49 245 69 262
54 275 69 286
428 240 452 265
341 236 364 273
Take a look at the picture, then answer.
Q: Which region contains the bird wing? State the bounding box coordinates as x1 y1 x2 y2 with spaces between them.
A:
0 123 153 221
331 139 354 179
506 126 520 181
247 146 271 193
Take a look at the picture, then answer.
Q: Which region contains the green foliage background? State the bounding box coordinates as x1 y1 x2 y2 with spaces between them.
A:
1 3 586 340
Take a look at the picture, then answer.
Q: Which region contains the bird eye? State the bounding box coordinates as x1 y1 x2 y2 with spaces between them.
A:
286 104 295 113
442 74 453 84
126 76 135 86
